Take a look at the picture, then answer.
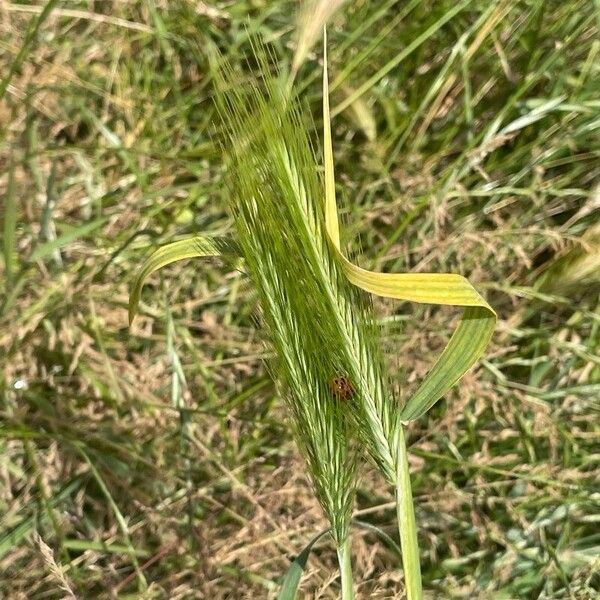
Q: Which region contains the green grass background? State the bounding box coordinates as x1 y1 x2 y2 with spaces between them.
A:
1 1 599 598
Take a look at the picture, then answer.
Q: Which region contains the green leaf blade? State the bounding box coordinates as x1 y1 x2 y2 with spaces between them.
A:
400 306 494 421
277 529 330 600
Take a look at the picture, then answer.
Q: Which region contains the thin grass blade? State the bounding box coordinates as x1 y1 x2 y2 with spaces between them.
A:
77 449 147 591
0 0 59 101
0 477 83 561
30 216 108 262
352 520 402 558
331 0 472 117
2 155 17 289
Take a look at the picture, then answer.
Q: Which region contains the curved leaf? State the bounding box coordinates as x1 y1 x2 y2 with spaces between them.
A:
128 235 241 325
322 34 496 422
352 519 402 558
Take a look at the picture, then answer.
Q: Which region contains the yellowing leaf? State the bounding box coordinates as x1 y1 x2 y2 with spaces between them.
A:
128 235 240 325
322 31 496 422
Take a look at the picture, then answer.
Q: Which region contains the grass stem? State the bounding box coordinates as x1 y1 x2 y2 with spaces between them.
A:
336 536 354 600
395 426 422 600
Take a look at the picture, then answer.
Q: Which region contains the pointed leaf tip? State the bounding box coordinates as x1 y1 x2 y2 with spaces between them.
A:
277 529 330 600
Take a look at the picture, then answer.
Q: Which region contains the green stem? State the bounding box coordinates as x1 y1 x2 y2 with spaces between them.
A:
396 425 423 600
336 536 354 600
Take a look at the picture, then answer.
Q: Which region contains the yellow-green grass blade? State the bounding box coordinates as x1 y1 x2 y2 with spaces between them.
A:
322 32 496 422
128 235 241 325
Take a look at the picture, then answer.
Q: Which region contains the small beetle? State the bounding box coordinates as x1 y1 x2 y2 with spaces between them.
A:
328 376 354 401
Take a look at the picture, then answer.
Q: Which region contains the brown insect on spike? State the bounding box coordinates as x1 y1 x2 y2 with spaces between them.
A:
328 376 354 401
